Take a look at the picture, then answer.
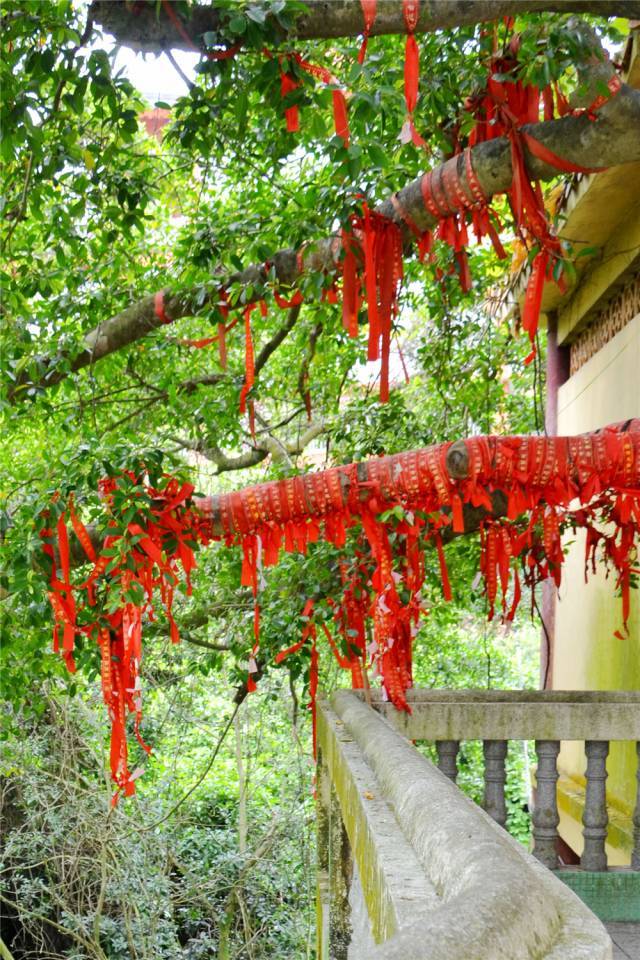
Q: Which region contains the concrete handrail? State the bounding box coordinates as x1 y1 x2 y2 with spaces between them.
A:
359 688 640 741
318 690 612 960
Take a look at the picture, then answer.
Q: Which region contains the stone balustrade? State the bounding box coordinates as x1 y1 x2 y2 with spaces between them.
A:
317 688 640 959
368 688 640 872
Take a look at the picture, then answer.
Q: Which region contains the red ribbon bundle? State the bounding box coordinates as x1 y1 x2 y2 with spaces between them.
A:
42 476 209 803
196 420 639 713
44 424 639 787
463 30 621 360
340 205 404 402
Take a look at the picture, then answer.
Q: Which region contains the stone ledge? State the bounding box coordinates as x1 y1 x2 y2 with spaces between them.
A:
320 690 612 959
359 689 640 741
317 698 437 946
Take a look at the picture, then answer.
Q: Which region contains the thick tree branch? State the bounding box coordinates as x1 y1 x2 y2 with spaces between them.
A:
169 410 327 475
255 305 301 375
54 420 638 578
10 83 640 401
89 0 640 52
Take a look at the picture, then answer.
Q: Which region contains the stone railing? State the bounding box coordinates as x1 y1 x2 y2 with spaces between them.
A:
316 689 640 959
370 689 640 872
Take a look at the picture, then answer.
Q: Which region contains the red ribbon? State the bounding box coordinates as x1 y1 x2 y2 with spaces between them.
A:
154 290 172 325
401 0 426 147
521 249 549 364
239 307 256 436
280 60 300 133
358 0 377 64
341 229 360 338
274 290 304 309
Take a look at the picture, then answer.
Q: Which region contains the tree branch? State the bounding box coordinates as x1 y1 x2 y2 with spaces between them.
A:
10 84 640 400
168 432 269 472
204 444 269 474
254 305 301 375
181 634 231 652
169 408 327 475
53 420 638 575
89 0 640 52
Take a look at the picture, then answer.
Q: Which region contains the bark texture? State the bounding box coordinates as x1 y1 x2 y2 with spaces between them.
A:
12 81 640 400
90 0 640 52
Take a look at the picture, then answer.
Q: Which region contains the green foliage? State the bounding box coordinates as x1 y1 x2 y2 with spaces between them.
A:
1 669 314 959
0 3 627 955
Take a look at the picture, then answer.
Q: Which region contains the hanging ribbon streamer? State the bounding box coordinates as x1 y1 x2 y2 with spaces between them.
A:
341 228 360 338
292 53 351 146
238 301 266 438
401 0 426 147
351 205 404 401
218 288 230 369
275 51 350 144
521 248 549 364
280 58 300 133
358 0 377 64
44 424 639 786
42 476 210 802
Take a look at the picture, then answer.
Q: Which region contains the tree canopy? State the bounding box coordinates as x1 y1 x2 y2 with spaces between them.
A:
3 3 640 956
3 0 639 712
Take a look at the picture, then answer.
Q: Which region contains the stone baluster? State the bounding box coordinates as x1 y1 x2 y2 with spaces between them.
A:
436 740 460 783
483 740 508 829
582 740 609 872
532 740 560 870
632 741 640 870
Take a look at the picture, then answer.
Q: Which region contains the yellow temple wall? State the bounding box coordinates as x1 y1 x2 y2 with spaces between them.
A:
553 313 640 863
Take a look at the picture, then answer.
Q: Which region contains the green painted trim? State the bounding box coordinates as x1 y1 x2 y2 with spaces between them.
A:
557 869 640 922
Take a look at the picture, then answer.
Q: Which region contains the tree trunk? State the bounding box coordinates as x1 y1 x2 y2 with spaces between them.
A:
11 82 640 400
89 0 640 53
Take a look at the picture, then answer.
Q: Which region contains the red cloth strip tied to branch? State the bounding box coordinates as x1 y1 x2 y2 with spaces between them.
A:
340 205 404 402
239 300 267 437
462 29 621 361
41 476 210 803
400 0 426 147
358 0 377 64
279 53 350 145
197 420 639 713
417 148 509 296
280 59 300 133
